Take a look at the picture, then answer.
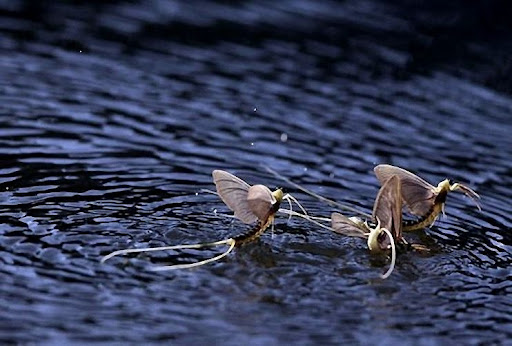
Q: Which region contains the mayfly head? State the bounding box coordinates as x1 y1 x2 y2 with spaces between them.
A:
366 217 397 279
435 179 481 211
436 179 451 193
367 217 381 252
272 188 284 204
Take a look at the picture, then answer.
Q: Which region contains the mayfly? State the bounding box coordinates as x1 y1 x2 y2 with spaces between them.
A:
374 164 481 231
101 170 305 271
331 175 403 279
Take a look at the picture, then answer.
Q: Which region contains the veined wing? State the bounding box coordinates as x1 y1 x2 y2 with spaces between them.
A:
212 170 258 224
331 213 368 238
374 164 436 216
372 175 403 240
247 184 276 221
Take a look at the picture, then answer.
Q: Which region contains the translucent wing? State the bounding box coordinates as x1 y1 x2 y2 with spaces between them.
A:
374 164 436 216
212 170 258 224
331 213 368 238
247 184 276 221
372 175 403 240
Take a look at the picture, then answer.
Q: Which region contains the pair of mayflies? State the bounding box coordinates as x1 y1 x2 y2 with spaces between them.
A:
328 164 480 278
101 165 480 278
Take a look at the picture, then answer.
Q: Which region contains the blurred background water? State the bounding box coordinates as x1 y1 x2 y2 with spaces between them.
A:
1 0 511 344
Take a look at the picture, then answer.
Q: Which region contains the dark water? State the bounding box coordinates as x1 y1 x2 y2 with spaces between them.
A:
1 1 512 344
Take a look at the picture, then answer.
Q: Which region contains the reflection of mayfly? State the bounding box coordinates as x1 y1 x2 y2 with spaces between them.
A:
374 164 481 231
101 170 306 271
330 175 402 279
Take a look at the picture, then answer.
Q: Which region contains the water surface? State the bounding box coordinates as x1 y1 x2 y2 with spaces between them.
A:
1 1 511 344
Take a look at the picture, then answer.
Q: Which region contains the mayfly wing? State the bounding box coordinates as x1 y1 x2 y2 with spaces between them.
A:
331 213 367 238
372 175 395 234
372 175 402 240
374 164 436 216
247 184 276 221
393 177 403 239
212 170 259 224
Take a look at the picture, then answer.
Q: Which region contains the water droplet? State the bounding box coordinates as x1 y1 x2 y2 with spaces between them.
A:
250 142 254 146
195 192 199 196
253 107 257 112
280 133 288 142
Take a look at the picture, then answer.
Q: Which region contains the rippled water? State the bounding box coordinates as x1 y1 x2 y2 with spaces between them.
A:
1 1 512 344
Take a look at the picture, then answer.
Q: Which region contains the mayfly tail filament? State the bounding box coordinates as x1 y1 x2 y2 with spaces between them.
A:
263 165 371 218
101 238 235 265
278 208 333 232
150 239 236 271
283 193 309 215
283 194 294 222
380 227 396 279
